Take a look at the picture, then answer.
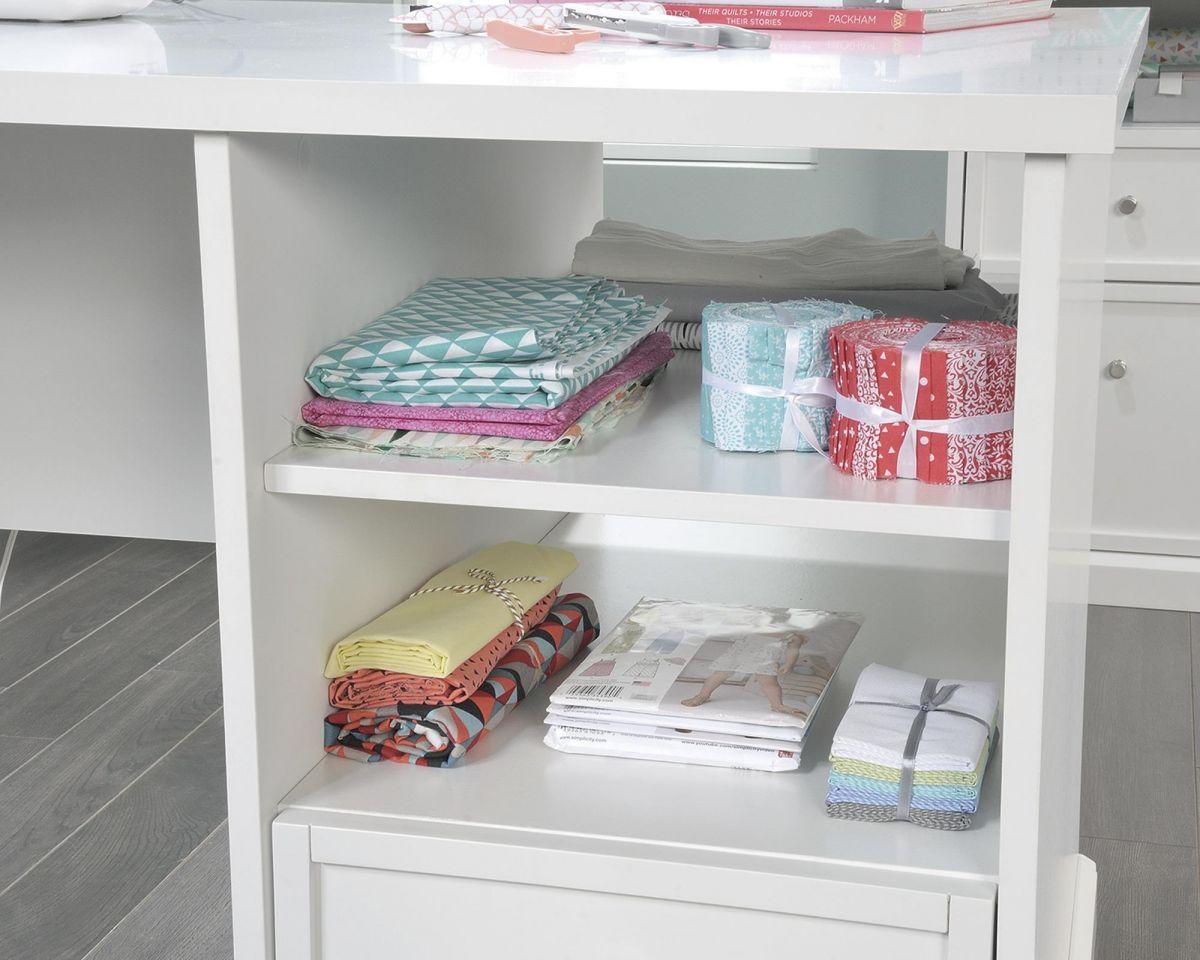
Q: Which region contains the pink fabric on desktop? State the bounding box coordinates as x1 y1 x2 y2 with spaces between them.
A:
301 332 674 441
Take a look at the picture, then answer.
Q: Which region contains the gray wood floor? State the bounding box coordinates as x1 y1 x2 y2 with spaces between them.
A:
0 531 230 960
1 532 1196 959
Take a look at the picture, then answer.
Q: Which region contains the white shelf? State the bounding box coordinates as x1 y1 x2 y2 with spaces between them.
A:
266 353 1012 541
1118 117 1200 150
0 2 1146 154
282 517 1005 895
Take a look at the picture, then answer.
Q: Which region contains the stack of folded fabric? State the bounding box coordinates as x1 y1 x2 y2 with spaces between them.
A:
700 299 873 453
297 331 672 464
571 220 1010 350
828 318 1016 484
300 276 671 462
545 598 863 773
322 541 598 767
826 664 999 831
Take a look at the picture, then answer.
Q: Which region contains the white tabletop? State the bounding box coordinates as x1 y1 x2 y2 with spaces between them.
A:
0 1 1147 152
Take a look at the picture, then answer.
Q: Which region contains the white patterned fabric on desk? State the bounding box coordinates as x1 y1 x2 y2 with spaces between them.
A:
396 2 664 34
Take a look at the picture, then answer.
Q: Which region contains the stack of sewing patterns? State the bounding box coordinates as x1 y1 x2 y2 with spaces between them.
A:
299 276 672 464
544 598 863 772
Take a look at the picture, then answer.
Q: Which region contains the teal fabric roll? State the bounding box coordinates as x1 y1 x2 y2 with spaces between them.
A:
700 299 872 452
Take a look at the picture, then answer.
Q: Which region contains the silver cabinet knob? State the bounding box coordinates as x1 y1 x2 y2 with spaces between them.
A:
1116 195 1138 215
1107 359 1128 380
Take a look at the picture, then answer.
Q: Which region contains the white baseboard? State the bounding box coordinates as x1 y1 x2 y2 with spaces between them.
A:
1089 550 1200 612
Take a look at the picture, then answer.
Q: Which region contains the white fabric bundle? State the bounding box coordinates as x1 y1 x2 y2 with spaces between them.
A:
832 664 998 772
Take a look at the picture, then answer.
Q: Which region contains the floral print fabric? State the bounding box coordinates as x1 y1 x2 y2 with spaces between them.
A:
828 318 1016 484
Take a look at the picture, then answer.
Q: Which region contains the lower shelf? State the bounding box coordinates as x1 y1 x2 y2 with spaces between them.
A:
281 517 1005 920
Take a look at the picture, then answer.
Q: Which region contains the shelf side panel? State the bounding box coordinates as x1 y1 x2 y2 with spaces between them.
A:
193 131 603 960
999 152 1110 960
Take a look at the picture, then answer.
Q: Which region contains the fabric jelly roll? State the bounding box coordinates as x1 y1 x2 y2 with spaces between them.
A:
700 299 872 453
827 318 1016 484
324 593 599 767
323 541 577 679
328 587 560 709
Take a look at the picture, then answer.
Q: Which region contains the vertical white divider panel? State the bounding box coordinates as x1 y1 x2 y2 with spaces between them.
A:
999 153 1110 960
193 132 603 960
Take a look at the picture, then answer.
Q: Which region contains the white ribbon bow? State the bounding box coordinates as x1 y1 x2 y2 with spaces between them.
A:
408 567 547 640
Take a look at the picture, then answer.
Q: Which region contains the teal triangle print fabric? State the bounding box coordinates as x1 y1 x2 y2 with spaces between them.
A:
306 276 665 409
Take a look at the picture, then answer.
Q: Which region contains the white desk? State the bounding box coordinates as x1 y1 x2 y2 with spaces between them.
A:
0 4 1149 960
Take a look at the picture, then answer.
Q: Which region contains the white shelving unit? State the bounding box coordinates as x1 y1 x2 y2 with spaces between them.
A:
0 4 1148 959
267 353 1013 540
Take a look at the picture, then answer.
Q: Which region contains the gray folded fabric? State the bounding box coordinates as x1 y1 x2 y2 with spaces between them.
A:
825 801 972 831
628 270 1006 333
572 219 974 291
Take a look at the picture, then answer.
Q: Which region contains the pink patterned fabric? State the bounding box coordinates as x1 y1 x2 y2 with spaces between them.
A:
828 319 1015 485
302 332 674 441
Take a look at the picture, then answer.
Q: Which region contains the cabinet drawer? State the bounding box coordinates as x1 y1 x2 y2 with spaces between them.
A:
1106 149 1200 282
318 864 952 960
1093 298 1200 555
967 148 1200 284
273 812 998 960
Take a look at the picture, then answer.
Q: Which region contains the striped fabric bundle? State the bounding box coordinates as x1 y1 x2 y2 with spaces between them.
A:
324 594 599 767
328 588 560 708
828 318 1016 484
825 664 998 831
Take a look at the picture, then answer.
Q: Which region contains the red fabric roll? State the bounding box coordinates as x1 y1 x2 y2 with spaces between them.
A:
828 319 1016 484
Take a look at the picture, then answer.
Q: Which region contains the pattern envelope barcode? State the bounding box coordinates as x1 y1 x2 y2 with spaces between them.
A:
565 683 625 699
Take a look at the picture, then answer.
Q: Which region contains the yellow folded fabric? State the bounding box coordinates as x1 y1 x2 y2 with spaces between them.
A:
323 541 578 679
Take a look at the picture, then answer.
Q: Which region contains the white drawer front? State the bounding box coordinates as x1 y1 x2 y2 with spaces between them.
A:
968 149 1200 284
1106 149 1200 283
316 863 952 960
1094 298 1200 555
273 814 997 960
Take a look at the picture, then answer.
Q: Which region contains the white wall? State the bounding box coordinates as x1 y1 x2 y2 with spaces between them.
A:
604 150 949 241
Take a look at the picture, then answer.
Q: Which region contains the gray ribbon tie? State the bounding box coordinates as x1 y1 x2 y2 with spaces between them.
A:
854 678 993 822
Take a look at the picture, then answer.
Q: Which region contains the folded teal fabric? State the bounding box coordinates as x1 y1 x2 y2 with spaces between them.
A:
306 277 663 409
700 299 872 452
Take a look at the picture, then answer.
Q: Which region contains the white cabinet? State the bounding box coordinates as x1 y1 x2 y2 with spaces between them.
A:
959 126 1200 610
1104 149 1200 282
270 519 1005 960
1 6 1148 960
1094 296 1200 556
965 144 1200 285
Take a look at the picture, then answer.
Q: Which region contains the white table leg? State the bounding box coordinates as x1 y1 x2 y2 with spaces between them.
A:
999 152 1111 960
